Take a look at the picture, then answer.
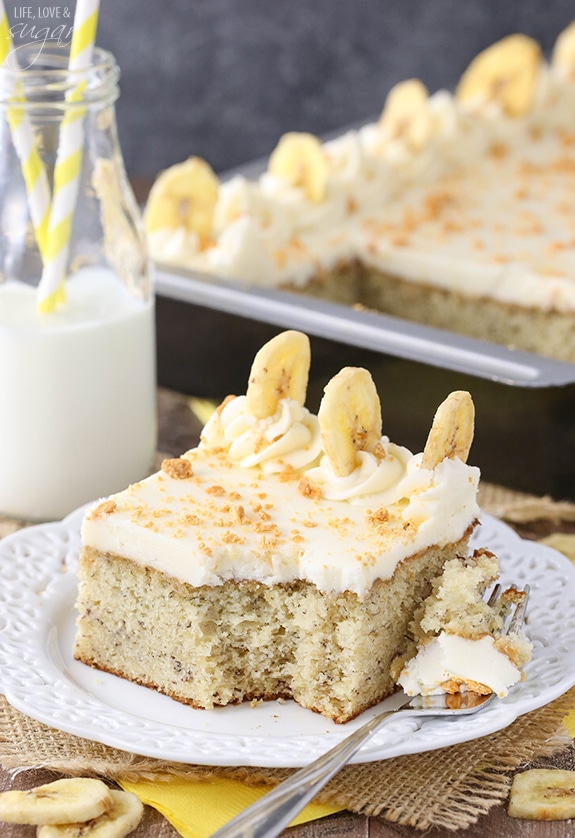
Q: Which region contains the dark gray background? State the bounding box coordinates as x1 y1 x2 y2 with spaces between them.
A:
12 1 575 176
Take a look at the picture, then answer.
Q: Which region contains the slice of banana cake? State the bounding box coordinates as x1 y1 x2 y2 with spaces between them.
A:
74 330 482 723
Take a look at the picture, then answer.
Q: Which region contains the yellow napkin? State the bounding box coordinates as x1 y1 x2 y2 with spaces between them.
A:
565 706 575 738
119 776 343 838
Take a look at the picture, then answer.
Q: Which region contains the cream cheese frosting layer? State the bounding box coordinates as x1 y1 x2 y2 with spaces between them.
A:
199 395 322 473
397 631 523 698
81 445 479 597
148 69 575 313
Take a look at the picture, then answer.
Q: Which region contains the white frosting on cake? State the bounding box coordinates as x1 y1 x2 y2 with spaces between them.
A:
397 631 523 698
304 443 412 503
200 395 322 473
81 395 480 597
148 67 575 312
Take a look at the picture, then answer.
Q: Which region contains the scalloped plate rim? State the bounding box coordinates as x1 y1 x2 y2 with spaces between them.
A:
0 506 574 767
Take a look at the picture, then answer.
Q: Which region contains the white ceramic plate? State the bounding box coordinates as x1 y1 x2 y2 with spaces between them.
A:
1 507 574 768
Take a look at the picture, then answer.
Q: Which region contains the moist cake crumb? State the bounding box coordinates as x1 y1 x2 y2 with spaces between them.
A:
73 331 529 722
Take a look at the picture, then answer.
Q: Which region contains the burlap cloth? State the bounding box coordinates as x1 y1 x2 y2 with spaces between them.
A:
1 482 574 833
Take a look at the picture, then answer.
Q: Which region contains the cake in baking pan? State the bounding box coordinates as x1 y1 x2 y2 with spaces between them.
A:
144 24 575 363
74 331 530 722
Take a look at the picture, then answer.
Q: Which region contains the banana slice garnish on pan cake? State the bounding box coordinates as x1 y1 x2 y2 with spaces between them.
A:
268 132 329 204
379 78 432 149
552 20 575 79
456 33 542 116
144 156 219 243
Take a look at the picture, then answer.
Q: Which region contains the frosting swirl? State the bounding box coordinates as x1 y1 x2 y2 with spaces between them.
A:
200 394 321 473
305 439 412 504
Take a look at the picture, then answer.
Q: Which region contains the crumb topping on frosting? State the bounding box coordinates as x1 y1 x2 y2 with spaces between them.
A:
88 499 117 519
161 458 194 479
82 438 479 595
82 335 479 595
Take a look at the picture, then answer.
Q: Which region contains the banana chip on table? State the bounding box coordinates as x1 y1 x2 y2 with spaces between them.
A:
508 768 575 820
268 131 329 203
37 789 143 838
456 33 542 116
0 778 113 825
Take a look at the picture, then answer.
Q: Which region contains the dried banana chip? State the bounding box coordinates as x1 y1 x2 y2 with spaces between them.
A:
552 20 575 78
144 156 219 241
268 132 328 203
421 390 474 470
456 34 542 116
38 789 143 837
508 768 575 820
379 78 431 148
318 366 382 477
246 330 311 419
0 778 112 826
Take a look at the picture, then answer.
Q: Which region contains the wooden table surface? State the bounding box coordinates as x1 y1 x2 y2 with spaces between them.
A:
1 388 574 838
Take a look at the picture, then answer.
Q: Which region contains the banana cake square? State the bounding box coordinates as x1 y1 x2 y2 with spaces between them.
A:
74 331 528 723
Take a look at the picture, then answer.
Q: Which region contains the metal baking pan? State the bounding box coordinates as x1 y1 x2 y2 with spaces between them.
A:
154 264 575 500
155 267 575 388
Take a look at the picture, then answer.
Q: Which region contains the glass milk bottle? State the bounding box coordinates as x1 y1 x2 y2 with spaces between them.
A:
0 45 157 521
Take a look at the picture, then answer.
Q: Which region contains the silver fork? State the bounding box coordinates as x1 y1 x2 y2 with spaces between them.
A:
209 584 529 838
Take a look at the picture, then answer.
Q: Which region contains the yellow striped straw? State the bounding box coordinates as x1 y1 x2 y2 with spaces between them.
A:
36 0 100 313
0 1 51 259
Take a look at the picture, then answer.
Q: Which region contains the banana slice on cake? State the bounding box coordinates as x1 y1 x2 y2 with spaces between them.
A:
508 768 575 820
379 78 432 148
456 34 542 116
0 779 112 826
268 132 328 203
421 390 474 470
552 20 575 78
143 156 219 241
318 366 382 477
246 330 311 419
